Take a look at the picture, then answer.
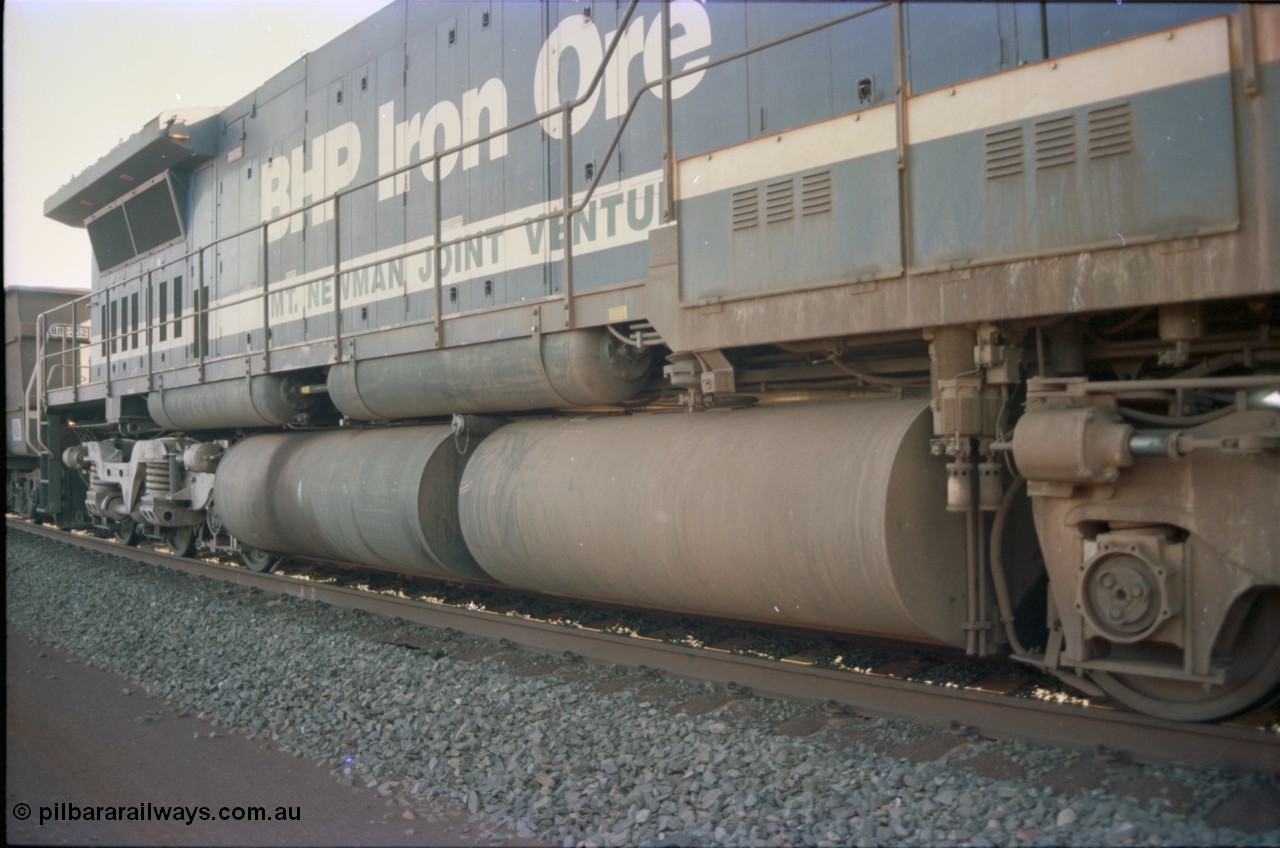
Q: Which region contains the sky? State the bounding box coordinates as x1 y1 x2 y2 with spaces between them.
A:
3 0 391 291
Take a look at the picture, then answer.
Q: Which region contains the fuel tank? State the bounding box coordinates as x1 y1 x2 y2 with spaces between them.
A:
327 329 651 421
457 399 970 645
214 426 487 580
148 374 317 431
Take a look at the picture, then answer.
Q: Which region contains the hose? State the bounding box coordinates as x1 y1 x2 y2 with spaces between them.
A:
990 475 1029 657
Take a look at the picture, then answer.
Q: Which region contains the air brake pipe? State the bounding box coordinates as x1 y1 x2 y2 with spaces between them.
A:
965 504 978 656
947 455 980 655
976 503 988 656
1128 433 1172 457
1070 375 1277 392
990 476 1029 657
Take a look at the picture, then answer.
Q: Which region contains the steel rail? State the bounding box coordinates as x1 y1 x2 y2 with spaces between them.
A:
9 518 1277 774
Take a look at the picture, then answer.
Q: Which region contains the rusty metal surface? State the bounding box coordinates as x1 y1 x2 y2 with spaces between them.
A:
643 233 1275 356
9 517 1276 773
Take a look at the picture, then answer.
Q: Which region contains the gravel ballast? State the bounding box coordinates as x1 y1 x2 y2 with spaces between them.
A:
7 530 1279 847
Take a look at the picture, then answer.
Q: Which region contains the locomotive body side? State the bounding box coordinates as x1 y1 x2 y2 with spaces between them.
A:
24 1 1279 721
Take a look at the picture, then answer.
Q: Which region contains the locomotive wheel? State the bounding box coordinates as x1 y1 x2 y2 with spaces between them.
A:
164 526 198 558
1090 590 1280 722
241 547 280 573
114 519 141 546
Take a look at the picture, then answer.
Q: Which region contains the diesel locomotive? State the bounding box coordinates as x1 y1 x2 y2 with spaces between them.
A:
11 1 1279 721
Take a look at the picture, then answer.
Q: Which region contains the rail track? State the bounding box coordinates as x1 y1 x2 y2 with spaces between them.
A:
8 517 1278 774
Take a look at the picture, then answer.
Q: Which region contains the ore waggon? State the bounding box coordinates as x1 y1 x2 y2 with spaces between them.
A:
14 1 1279 722
6 287 88 518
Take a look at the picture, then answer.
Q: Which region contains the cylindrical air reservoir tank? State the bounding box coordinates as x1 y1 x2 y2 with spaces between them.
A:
458 399 970 646
327 328 651 420
148 374 317 431
214 426 488 580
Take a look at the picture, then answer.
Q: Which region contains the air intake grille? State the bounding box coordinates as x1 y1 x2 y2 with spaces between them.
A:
765 179 795 224
1034 115 1077 170
984 126 1025 179
1087 102 1134 159
801 170 833 216
731 187 759 231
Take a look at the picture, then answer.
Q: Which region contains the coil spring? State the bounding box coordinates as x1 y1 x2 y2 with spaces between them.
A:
145 461 171 496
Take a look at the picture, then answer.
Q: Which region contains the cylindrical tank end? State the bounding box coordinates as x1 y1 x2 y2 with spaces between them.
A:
214 426 488 581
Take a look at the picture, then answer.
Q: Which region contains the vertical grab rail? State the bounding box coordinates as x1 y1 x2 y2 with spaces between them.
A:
23 312 48 456
332 195 342 362
104 286 113 398
660 0 676 224
892 2 912 281
263 221 273 372
146 271 154 390
71 299 80 403
433 155 444 348
561 102 574 327
197 248 206 384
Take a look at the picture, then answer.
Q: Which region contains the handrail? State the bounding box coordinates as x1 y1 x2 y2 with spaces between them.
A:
23 313 46 456
31 0 886 439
